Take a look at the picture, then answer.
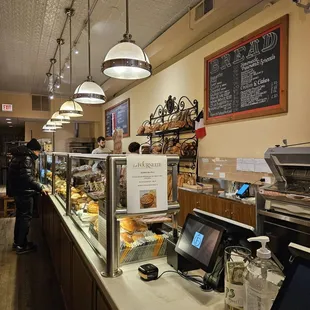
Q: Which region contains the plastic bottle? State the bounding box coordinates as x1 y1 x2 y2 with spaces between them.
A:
243 236 284 310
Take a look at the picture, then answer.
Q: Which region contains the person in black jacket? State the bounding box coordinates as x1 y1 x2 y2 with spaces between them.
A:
8 138 48 254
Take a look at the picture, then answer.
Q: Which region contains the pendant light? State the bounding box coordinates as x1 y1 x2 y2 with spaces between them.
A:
45 119 63 129
56 38 64 89
101 0 152 80
73 0 106 104
42 125 56 133
59 9 84 117
51 111 70 124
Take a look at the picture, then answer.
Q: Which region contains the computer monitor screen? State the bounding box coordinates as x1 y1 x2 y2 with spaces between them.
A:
272 257 310 309
175 214 224 273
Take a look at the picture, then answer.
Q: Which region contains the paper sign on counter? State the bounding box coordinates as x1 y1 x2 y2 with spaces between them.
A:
127 155 168 214
219 172 226 179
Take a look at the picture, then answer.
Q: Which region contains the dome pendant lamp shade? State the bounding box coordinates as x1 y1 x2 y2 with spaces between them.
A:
73 0 106 104
101 0 152 80
45 119 63 129
51 111 70 123
59 100 83 117
73 80 106 104
42 125 56 133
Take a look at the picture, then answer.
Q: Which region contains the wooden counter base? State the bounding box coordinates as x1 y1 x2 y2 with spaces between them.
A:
178 188 256 227
40 195 225 310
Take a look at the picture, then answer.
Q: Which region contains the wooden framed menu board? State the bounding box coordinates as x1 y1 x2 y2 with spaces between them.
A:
204 15 288 124
105 98 130 140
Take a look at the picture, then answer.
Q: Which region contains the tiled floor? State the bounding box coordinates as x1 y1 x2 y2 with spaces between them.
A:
0 218 65 310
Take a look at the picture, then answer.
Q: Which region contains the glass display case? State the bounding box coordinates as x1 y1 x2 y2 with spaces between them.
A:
52 152 69 208
69 154 108 259
39 152 53 186
43 152 180 277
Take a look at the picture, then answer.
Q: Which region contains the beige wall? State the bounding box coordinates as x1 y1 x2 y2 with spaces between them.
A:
25 121 95 151
0 92 103 123
102 0 310 158
0 92 50 119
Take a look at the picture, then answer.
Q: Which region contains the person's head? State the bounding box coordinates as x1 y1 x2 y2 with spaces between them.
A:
97 136 106 148
128 142 141 154
27 138 41 156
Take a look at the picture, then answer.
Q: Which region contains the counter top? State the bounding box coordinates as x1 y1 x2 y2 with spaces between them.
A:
178 186 256 206
104 259 225 310
49 195 225 310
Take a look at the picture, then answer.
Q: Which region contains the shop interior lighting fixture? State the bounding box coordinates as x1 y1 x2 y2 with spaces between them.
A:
59 8 84 118
7 121 12 124
101 0 152 80
42 125 56 132
45 119 62 129
73 46 79 54
73 0 106 104
56 38 64 89
51 111 70 124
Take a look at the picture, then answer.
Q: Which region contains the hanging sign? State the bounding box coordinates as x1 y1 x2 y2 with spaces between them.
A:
2 104 13 112
127 155 168 214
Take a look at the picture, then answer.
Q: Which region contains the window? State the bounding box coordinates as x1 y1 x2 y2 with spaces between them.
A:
32 95 50 111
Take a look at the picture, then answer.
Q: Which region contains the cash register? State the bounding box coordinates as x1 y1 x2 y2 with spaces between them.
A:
167 210 257 292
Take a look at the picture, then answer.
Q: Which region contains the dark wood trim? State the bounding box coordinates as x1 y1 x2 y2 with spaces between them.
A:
104 98 130 140
204 15 289 125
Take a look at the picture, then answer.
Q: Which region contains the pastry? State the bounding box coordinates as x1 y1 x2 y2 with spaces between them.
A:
153 123 161 132
120 232 133 243
140 193 155 208
120 218 137 233
137 125 145 135
87 202 99 214
167 174 173 201
71 187 80 193
71 193 81 200
177 174 185 187
160 123 169 131
132 233 144 242
144 125 152 134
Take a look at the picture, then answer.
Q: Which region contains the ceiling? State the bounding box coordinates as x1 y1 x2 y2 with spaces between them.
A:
0 0 202 96
0 0 273 100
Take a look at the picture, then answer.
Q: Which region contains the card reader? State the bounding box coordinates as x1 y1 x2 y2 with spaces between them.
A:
138 263 159 281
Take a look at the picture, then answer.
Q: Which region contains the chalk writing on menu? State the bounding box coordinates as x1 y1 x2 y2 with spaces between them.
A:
205 16 288 124
105 99 130 139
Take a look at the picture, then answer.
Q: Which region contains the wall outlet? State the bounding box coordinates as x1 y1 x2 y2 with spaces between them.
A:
263 176 272 184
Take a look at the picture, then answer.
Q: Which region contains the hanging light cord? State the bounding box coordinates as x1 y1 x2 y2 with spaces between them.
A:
57 38 64 85
122 0 133 42
87 0 91 80
69 11 72 94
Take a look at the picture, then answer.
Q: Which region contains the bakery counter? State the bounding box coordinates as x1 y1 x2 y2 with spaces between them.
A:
41 194 225 310
177 187 257 228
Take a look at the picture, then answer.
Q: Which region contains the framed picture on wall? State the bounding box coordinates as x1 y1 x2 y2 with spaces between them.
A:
105 98 130 140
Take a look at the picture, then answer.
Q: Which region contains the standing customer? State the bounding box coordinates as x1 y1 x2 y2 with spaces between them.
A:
8 139 48 254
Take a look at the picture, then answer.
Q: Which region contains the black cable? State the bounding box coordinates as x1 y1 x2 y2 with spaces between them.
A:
156 270 211 290
156 270 179 279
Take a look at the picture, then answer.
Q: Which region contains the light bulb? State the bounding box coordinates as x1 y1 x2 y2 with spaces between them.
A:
65 61 70 69
60 72 64 78
49 92 54 100
73 47 79 55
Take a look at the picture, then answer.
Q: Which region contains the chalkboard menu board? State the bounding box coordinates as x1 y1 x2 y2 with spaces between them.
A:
105 98 130 139
205 15 288 124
